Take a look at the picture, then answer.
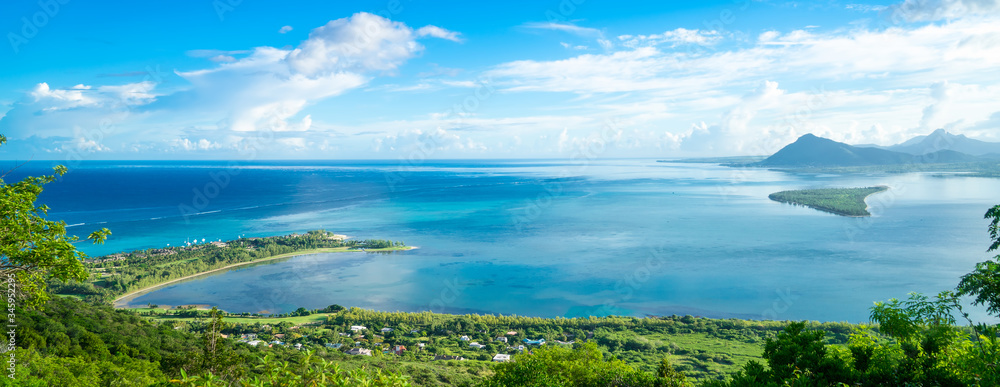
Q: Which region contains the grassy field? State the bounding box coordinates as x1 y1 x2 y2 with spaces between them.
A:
769 186 889 216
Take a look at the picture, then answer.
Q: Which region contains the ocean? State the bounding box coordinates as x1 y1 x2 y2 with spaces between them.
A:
7 159 998 322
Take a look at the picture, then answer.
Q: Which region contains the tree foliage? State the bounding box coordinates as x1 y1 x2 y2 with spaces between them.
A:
0 138 110 308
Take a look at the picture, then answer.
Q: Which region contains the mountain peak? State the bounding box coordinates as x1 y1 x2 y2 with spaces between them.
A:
888 129 998 155
756 133 978 167
795 133 823 142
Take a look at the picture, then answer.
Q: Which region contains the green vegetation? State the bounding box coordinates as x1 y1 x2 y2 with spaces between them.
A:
768 186 888 216
0 138 111 308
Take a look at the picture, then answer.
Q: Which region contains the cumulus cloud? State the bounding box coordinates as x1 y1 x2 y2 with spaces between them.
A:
279 25 293 34
416 25 463 42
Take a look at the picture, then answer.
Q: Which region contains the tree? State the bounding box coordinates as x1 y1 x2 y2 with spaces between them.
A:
656 358 689 387
481 341 665 386
956 205 1000 316
0 135 111 308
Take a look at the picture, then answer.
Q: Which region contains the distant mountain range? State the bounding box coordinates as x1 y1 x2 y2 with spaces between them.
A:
755 130 998 167
861 129 1000 156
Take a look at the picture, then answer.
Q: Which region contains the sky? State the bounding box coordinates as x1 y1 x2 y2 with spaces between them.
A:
1 0 999 160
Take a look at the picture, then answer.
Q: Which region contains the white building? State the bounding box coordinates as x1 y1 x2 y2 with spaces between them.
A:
492 354 512 362
346 348 372 356
350 325 367 332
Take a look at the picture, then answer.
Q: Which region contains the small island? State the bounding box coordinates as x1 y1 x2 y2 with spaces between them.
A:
768 186 889 217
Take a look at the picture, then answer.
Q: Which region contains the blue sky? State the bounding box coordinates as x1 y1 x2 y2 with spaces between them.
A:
2 0 999 160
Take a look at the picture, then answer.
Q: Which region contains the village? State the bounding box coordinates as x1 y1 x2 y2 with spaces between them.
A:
227 319 575 364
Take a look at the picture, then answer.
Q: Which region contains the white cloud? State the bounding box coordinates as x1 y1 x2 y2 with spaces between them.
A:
209 55 236 62
524 22 611 50
846 3 888 12
522 22 603 38
0 12 463 156
30 82 98 109
279 25 293 34
416 25 463 42
560 42 589 50
173 138 221 151
617 28 722 48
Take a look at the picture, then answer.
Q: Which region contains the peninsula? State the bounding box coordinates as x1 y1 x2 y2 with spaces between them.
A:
50 230 413 307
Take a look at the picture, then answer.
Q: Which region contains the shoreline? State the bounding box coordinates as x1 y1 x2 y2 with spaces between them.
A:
111 246 415 309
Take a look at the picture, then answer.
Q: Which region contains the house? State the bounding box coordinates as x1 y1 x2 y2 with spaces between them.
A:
270 340 284 346
460 335 470 341
410 329 421 334
325 343 343 349
381 327 393 333
294 343 303 350
495 337 508 343
417 343 426 348
523 338 545 345
346 348 372 356
247 340 263 347
515 345 526 351
433 355 465 361
350 325 367 332
392 345 406 355
273 334 285 339
338 332 350 336
469 342 485 349
555 340 575 345
505 331 517 336
492 354 512 362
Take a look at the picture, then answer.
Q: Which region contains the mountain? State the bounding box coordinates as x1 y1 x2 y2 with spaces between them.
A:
885 129 1000 156
755 133 979 167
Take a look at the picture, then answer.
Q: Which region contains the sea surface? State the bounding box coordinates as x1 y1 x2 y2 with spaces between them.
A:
7 159 998 322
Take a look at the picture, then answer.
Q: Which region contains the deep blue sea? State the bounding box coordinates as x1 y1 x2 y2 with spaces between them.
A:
7 159 998 322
